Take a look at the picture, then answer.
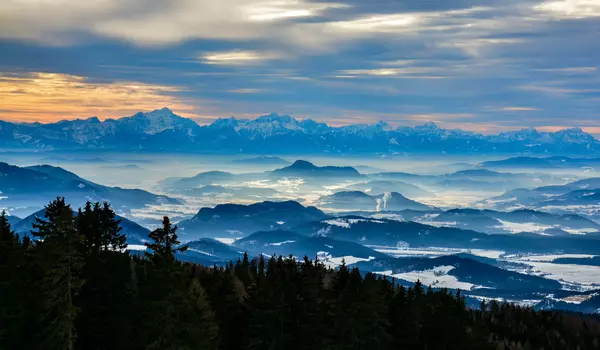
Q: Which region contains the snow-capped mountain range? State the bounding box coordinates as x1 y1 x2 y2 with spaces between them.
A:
1 108 598 154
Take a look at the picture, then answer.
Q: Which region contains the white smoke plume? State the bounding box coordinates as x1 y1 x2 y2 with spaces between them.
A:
376 198 383 212
382 192 392 210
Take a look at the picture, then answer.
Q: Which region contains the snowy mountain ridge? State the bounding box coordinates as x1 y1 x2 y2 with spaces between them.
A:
1 108 598 154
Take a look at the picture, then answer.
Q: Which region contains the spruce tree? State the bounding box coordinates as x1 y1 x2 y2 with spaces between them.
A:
296 256 327 349
78 201 127 254
355 273 390 349
0 210 18 263
145 216 187 263
76 202 132 350
0 210 20 347
31 196 70 241
77 202 99 255
140 216 200 350
32 198 85 350
0 212 42 349
186 277 218 349
99 202 126 251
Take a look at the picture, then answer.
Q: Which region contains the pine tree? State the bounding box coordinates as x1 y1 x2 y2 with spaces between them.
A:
31 196 70 241
78 201 127 255
0 210 42 349
0 210 20 346
145 216 187 263
32 198 85 350
248 256 285 350
99 202 126 251
0 210 18 263
140 216 201 350
355 273 390 349
389 284 409 348
295 256 327 349
186 277 218 349
76 202 133 350
77 202 99 255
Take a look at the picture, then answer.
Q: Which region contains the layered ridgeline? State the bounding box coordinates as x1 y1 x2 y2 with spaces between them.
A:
0 162 181 217
480 177 600 221
316 191 432 211
11 207 151 245
160 159 367 194
2 200 600 350
159 159 569 199
481 156 600 170
171 199 600 312
1 108 598 154
401 208 600 236
177 200 329 239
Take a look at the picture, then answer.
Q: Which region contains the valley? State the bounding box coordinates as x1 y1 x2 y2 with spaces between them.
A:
4 117 600 315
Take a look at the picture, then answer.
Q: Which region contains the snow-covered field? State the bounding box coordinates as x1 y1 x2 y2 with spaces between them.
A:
369 246 505 259
214 238 237 245
129 203 200 223
374 266 479 290
468 295 543 307
415 216 599 235
315 251 376 269
494 220 598 235
371 246 463 258
369 213 405 221
468 249 506 259
323 218 385 228
497 254 600 291
539 204 600 220
267 240 296 246
508 261 600 291
504 254 596 262
364 247 600 292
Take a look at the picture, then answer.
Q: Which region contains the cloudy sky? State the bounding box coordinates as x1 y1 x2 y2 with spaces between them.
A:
0 0 599 133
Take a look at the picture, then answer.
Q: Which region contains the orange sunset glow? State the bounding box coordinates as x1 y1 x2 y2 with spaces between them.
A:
0 72 199 123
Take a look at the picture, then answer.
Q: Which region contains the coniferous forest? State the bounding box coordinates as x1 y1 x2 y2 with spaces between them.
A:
2 198 600 350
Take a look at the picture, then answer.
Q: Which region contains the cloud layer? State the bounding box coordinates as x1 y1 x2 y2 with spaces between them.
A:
0 72 198 122
0 0 598 133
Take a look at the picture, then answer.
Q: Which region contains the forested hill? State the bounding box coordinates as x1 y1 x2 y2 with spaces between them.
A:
2 198 600 349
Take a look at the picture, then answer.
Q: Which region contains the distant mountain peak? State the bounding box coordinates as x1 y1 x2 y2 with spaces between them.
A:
272 160 362 178
1 108 598 154
289 160 316 169
115 108 198 136
210 116 239 129
238 113 305 136
144 107 178 119
256 113 294 122
521 127 538 133
420 122 440 130
376 121 392 131
565 127 584 132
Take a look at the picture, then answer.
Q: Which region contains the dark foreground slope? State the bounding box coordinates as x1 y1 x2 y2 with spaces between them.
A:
2 198 600 350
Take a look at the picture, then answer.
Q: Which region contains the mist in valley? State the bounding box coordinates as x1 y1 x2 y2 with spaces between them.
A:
3 151 593 221
5 149 600 310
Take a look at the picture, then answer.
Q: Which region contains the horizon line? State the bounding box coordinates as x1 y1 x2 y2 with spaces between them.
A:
1 106 597 137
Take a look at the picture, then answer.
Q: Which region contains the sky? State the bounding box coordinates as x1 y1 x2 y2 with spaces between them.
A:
0 0 599 134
